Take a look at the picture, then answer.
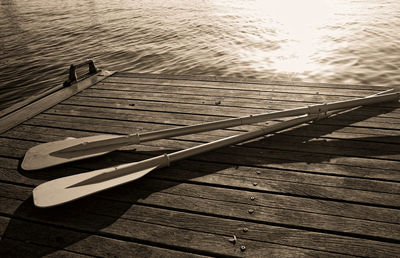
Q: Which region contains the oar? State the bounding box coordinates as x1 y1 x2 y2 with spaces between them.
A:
32 109 350 208
22 89 399 170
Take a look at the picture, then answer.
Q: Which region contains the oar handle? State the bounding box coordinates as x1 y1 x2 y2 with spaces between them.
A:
315 92 399 112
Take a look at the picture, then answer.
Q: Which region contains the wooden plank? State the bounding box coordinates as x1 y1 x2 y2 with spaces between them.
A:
47 104 226 128
59 99 400 131
112 72 388 91
249 136 400 161
1 139 399 207
4 127 398 198
77 87 400 119
24 114 245 137
2 118 397 186
0 70 114 134
1 114 398 211
98 80 379 98
60 94 400 121
130 178 400 223
0 156 18 170
7 119 400 152
5 156 400 227
6 126 397 183
1 184 399 257
61 96 400 130
44 104 400 140
1 154 399 234
0 198 339 257
164 160 400 195
0 216 204 258
0 85 65 119
102 75 399 109
1 218 90 257
0 158 86 188
14 114 400 168
84 86 307 110
4 126 400 192
97 79 378 105
9 117 400 163
0 237 92 257
65 93 400 121
28 116 397 157
103 182 400 241
4 123 400 178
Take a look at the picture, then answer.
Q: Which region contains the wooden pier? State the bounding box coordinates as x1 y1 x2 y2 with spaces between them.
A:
1 69 400 257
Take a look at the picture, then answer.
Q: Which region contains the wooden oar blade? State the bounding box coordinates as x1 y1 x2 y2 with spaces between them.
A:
31 112 344 208
33 164 159 208
22 135 125 170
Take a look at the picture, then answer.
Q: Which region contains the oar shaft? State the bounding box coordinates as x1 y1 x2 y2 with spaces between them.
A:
99 113 333 176
31 110 340 207
52 90 400 154
138 104 311 142
139 91 399 143
166 112 334 164
82 114 326 182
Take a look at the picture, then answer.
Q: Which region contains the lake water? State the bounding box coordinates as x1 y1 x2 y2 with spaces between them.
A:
1 0 400 110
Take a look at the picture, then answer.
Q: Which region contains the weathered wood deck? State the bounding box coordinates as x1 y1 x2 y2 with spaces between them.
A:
1 71 400 257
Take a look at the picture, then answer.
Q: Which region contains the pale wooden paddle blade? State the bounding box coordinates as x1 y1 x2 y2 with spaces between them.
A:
33 164 159 208
21 135 124 170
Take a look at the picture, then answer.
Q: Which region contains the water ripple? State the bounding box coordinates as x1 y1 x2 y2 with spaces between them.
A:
1 0 400 110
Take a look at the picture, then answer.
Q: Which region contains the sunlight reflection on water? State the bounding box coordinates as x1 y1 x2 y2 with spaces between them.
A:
0 0 399 110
